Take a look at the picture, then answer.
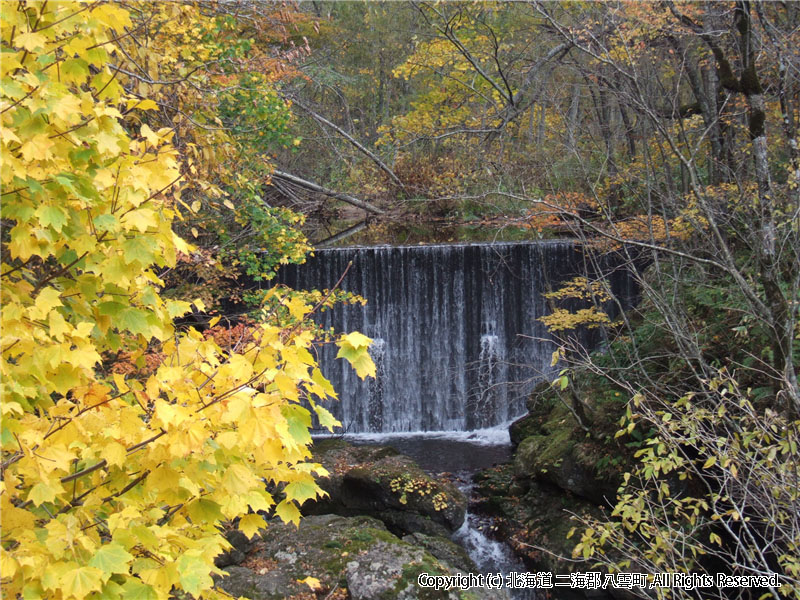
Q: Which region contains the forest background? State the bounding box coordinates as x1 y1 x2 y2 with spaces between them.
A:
1 1 799 599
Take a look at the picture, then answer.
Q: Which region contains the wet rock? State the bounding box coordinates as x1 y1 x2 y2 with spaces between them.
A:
512 398 621 506
306 440 467 536
402 532 477 572
515 434 618 506
215 514 500 600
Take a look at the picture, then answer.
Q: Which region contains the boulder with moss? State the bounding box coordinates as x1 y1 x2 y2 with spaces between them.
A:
473 381 633 577
216 514 508 600
512 391 625 506
305 440 466 537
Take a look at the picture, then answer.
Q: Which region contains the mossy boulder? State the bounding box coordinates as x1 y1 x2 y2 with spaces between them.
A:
513 398 622 506
510 381 554 447
216 514 506 600
401 532 477 573
508 413 540 447
306 440 466 537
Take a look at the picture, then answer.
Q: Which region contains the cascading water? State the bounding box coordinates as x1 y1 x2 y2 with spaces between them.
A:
275 241 637 434
475 334 502 427
366 338 386 432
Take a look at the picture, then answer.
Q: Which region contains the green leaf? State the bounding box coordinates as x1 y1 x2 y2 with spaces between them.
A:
93 214 118 233
176 554 213 597
117 308 150 336
88 543 134 575
120 579 158 600
284 479 319 504
98 301 126 317
36 205 68 232
282 404 312 446
122 237 156 265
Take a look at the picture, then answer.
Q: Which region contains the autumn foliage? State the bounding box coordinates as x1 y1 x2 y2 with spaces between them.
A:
0 3 373 599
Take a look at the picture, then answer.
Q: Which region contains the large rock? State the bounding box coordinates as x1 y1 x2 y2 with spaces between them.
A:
514 433 619 506
305 440 467 537
216 514 507 600
214 528 255 568
402 532 477 573
511 397 622 506
473 387 630 588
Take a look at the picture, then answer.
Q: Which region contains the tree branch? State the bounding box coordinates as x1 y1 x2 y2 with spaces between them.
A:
272 170 385 215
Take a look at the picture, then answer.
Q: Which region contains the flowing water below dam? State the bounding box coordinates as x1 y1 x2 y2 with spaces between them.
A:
339 430 586 600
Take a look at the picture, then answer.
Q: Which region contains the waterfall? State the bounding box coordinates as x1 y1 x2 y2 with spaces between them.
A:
274 241 637 433
475 334 503 427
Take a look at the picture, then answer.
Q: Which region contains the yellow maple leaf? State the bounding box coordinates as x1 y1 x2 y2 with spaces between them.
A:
238 513 267 539
14 30 47 52
141 123 160 147
298 576 322 591
52 94 82 122
20 134 55 161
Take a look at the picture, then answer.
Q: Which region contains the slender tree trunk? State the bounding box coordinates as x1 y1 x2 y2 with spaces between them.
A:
735 1 800 413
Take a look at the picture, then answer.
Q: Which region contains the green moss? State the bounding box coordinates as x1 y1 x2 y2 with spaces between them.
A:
509 413 541 445
315 521 405 577
350 530 376 543
391 558 470 600
520 427 576 474
311 438 349 454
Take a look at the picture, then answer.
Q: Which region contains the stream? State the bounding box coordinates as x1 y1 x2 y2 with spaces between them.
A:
345 428 545 600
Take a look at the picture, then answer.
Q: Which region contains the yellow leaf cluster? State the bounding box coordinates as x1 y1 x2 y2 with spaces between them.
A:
539 277 614 332
0 4 355 599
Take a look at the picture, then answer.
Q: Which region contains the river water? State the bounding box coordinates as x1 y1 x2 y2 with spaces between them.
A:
344 428 545 600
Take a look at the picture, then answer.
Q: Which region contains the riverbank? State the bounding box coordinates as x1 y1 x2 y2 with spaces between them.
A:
213 438 518 599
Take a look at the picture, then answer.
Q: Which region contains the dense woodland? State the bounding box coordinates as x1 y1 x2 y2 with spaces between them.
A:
1 1 799 599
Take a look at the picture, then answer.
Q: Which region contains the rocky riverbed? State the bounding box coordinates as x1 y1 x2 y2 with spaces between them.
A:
213 439 510 599
212 390 634 600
